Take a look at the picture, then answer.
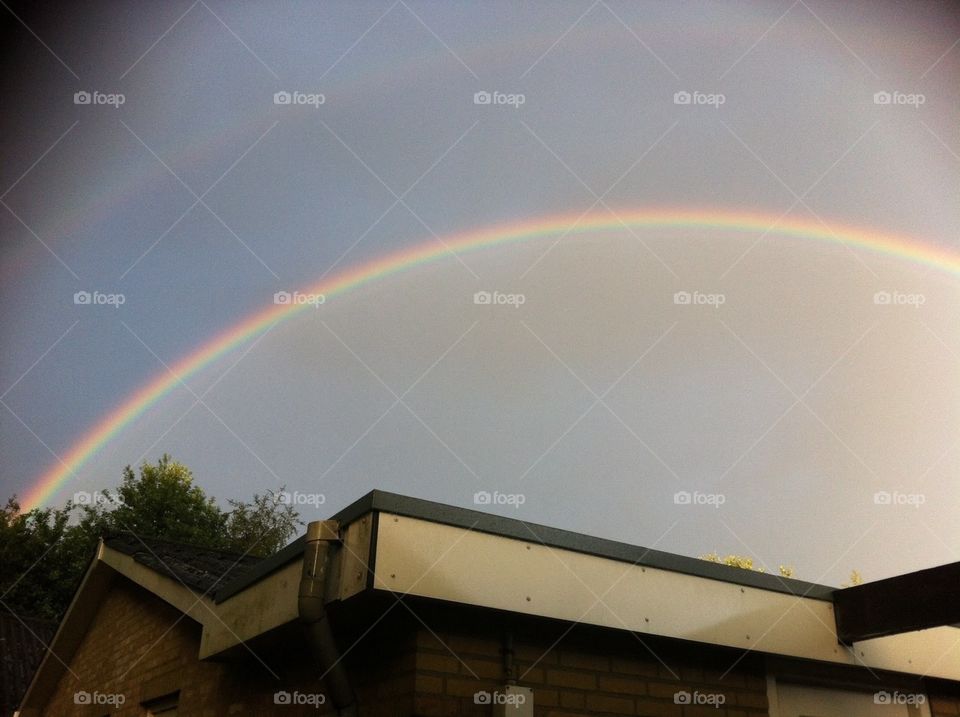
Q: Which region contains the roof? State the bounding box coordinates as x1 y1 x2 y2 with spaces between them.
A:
17 489 960 709
214 489 836 603
104 533 263 595
205 490 960 681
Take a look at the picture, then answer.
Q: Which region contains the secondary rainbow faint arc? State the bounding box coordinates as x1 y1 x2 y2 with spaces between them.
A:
23 208 960 510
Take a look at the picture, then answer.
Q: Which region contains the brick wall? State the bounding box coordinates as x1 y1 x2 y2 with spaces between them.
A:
39 578 414 716
34 576 957 717
408 613 769 717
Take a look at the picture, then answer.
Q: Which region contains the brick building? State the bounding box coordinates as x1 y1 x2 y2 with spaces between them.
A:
16 491 960 716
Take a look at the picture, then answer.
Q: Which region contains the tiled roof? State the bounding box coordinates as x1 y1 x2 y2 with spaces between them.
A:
104 533 264 595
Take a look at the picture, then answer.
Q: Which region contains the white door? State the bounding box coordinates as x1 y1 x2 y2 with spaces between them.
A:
774 683 930 717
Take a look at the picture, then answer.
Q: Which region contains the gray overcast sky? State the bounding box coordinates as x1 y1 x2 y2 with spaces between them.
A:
1 1 958 586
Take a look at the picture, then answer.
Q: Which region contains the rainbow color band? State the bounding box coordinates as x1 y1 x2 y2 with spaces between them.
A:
23 209 958 509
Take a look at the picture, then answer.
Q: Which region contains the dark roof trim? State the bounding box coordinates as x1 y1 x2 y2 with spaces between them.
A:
835 560 960 643
364 491 836 600
216 490 836 602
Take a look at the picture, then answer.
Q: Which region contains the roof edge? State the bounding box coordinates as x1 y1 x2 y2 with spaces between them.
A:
17 541 109 714
362 490 837 600
217 489 836 603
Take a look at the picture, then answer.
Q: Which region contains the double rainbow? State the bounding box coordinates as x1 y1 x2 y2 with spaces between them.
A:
22 208 959 509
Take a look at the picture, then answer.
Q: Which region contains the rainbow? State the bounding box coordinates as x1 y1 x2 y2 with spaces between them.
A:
22 208 960 509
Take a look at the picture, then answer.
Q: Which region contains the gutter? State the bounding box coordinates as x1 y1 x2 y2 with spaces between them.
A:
298 520 357 716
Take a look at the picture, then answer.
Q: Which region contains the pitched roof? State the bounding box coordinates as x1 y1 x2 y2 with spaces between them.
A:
104 533 263 594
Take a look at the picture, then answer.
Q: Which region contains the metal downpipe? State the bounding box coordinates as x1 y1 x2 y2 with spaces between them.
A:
298 520 357 716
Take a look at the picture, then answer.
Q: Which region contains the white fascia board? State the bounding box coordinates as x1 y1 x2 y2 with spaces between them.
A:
372 513 960 681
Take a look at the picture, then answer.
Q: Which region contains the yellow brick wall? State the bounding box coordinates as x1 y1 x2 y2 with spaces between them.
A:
37 576 957 717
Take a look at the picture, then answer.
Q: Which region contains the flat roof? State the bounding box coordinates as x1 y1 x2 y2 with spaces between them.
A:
215 489 836 603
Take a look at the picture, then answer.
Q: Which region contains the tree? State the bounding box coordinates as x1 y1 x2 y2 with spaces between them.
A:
74 455 301 556
0 456 302 621
223 490 300 557
0 497 88 621
75 455 227 549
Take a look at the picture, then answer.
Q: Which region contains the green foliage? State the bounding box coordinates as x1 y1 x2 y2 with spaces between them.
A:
75 456 227 549
841 569 863 587
700 552 764 572
0 497 90 621
700 552 859 583
223 490 300 557
0 456 302 621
